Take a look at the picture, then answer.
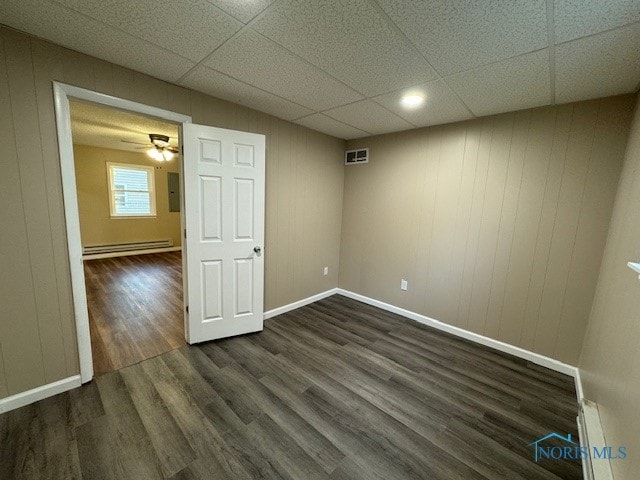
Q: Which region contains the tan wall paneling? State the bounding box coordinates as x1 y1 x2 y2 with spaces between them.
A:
579 93 640 480
0 27 344 399
340 96 635 365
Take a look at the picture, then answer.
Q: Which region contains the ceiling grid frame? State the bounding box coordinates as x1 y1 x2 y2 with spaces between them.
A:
366 0 477 119
0 0 638 138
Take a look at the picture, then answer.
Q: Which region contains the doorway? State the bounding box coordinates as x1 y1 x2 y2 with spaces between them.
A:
54 83 193 382
54 83 266 384
69 99 186 375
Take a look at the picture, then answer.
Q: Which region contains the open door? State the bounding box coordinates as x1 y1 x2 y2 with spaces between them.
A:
183 124 265 344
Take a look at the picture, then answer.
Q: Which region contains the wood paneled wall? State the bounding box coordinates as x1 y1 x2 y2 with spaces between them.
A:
0 23 635 402
579 93 640 480
0 27 344 398
340 96 635 365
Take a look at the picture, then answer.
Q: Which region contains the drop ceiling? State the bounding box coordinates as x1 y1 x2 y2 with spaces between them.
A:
70 100 179 153
1 0 639 139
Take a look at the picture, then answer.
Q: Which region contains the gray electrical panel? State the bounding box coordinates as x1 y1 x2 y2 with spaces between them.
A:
168 172 180 212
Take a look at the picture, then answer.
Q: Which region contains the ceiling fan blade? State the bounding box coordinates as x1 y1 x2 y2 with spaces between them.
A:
167 146 180 153
121 139 149 146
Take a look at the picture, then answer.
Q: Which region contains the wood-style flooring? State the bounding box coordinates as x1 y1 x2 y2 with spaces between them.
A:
84 252 186 375
0 295 582 479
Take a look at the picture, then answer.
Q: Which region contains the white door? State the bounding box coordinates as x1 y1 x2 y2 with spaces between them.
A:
183 124 265 343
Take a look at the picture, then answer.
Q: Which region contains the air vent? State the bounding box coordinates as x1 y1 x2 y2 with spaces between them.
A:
345 148 368 165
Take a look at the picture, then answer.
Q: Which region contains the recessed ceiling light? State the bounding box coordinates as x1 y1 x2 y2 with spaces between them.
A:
400 93 425 109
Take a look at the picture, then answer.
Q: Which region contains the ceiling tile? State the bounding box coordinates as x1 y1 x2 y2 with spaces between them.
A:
554 0 640 43
555 23 640 104
324 100 414 135
204 28 363 111
294 114 369 140
376 0 548 75
3 0 638 135
0 0 195 82
206 0 276 24
251 0 437 96
446 50 551 117
55 0 242 62
373 80 473 127
180 65 314 121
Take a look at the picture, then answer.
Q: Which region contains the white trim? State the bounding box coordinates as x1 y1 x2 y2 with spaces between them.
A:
627 261 640 277
263 288 581 392
54 83 193 124
336 288 578 377
107 162 157 218
578 400 615 480
575 370 588 478
83 246 182 260
53 82 192 384
575 367 585 403
264 288 339 320
577 412 591 480
0 375 81 414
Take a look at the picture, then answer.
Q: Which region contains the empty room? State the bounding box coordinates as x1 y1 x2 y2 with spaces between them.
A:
70 100 187 374
0 1 638 479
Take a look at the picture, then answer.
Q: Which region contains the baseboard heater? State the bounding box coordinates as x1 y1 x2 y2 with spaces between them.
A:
577 400 614 480
82 239 173 255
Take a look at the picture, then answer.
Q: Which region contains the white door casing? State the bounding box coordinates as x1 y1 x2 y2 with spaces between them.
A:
183 124 265 343
53 82 192 383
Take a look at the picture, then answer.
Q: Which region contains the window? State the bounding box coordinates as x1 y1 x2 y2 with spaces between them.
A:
107 162 156 217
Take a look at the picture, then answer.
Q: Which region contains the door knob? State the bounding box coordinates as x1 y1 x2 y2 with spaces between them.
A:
253 246 262 254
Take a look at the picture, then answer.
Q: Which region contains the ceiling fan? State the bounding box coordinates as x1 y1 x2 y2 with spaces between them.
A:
121 133 179 161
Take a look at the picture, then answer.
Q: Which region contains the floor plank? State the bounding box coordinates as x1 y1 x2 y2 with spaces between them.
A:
84 252 186 375
0 294 582 479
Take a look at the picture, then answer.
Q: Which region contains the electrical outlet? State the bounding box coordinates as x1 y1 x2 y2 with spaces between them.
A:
401 279 408 291
323 266 329 276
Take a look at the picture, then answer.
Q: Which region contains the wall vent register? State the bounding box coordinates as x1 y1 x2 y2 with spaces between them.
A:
345 148 368 165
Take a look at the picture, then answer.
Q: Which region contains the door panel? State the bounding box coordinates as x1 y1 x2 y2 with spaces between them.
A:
183 123 265 343
234 258 254 316
234 178 254 240
201 260 223 321
234 143 255 167
201 176 222 241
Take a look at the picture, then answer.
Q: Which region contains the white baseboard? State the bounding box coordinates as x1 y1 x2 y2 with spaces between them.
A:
264 288 339 320
0 375 82 414
0 289 582 414
82 246 182 260
336 288 578 378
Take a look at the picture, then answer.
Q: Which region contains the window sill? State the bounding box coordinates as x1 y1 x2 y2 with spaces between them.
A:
110 215 157 219
627 262 640 277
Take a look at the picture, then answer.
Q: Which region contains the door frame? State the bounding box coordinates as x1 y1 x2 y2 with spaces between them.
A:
53 82 192 383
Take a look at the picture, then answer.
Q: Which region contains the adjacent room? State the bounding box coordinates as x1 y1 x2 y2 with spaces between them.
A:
70 100 186 374
0 1 639 479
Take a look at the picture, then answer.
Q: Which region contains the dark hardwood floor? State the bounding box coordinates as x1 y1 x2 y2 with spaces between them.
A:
0 295 581 479
84 252 186 375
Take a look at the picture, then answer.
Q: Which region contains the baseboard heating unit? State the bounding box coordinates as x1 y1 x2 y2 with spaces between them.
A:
82 239 173 256
577 400 614 480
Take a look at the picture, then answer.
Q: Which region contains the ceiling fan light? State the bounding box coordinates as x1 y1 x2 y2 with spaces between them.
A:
147 147 159 160
148 147 164 161
163 150 175 161
149 133 170 148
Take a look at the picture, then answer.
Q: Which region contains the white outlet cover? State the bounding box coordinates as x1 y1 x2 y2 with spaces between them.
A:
401 279 408 291
323 266 329 275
